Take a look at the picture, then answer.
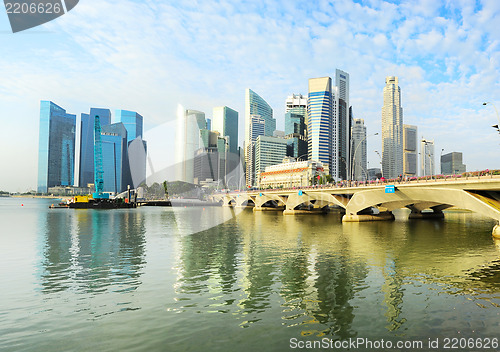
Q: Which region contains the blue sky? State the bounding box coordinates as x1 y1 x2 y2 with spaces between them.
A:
0 0 499 192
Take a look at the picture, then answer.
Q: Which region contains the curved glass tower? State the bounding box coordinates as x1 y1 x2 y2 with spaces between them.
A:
245 89 275 144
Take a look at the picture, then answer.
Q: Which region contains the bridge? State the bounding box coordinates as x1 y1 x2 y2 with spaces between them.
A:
212 175 500 238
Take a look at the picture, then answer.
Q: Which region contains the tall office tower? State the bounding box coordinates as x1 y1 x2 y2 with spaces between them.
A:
420 138 435 176
114 109 146 189
245 89 275 141
114 110 143 143
206 118 211 131
212 106 238 155
285 93 308 125
245 115 265 187
403 124 418 177
336 69 350 180
441 152 466 175
351 118 367 181
382 76 404 179
285 111 307 159
308 77 336 178
175 109 206 183
37 101 77 193
101 122 128 193
255 135 287 186
79 108 112 188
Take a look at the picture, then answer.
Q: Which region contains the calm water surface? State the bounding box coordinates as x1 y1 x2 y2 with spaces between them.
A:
1 197 499 351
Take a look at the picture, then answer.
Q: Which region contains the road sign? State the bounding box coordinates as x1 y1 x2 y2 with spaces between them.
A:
259 192 263 197
298 190 303 196
385 185 396 193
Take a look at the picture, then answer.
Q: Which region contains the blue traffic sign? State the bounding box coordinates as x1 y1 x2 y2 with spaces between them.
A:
298 190 303 196
385 185 395 193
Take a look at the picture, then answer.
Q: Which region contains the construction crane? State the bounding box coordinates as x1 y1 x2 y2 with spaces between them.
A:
92 115 107 199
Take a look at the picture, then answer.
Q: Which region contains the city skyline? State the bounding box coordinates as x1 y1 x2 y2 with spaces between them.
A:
1 0 500 191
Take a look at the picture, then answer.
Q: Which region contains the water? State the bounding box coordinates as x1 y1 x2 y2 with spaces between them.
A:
1 197 500 351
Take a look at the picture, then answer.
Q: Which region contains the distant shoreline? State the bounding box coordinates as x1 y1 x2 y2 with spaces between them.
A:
9 195 62 199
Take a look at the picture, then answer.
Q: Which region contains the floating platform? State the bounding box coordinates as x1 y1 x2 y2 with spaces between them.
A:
69 198 137 209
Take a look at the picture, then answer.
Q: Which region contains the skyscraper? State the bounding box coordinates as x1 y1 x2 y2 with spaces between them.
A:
382 76 404 179
245 89 275 142
336 69 350 180
245 115 265 187
175 109 207 183
286 93 308 125
285 111 307 159
37 101 76 193
351 118 367 181
255 135 287 185
101 122 128 193
212 106 238 155
79 108 111 188
441 152 466 175
420 138 435 176
403 124 418 177
307 77 335 177
115 110 143 143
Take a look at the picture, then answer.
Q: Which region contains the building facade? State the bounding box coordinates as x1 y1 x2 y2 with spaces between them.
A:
245 89 275 143
403 124 418 177
212 106 238 155
79 108 112 188
245 115 266 187
258 159 327 188
175 109 207 183
308 77 336 178
382 76 404 179
441 152 466 175
336 69 350 181
285 93 308 126
351 118 367 181
101 122 128 193
37 101 77 193
114 110 143 143
420 138 435 176
255 135 287 184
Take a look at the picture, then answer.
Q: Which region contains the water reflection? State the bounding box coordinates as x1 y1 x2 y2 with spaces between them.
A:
172 209 500 338
39 209 146 295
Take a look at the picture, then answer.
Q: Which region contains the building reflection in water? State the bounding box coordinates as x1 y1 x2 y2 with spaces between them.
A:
39 209 146 296
172 209 500 337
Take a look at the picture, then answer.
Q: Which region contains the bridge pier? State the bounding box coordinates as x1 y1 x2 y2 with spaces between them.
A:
408 209 444 220
342 211 395 222
254 206 284 212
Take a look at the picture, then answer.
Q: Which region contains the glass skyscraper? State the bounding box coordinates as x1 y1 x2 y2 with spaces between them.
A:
245 89 275 143
212 106 238 155
37 101 76 193
115 110 143 143
307 77 334 176
101 122 128 193
79 108 111 188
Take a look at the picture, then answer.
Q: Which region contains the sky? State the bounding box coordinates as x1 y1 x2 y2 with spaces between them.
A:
0 0 499 192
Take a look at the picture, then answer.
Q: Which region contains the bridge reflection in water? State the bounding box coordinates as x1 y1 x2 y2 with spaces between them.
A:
171 209 500 344
214 175 500 237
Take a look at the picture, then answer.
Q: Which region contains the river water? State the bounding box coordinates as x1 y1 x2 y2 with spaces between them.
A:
1 197 499 351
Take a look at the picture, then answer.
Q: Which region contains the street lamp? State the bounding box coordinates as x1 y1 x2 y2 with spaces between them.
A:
374 150 383 178
351 132 378 181
483 102 500 135
440 148 445 174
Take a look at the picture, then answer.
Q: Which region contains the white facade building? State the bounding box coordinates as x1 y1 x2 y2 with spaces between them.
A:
258 159 328 188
